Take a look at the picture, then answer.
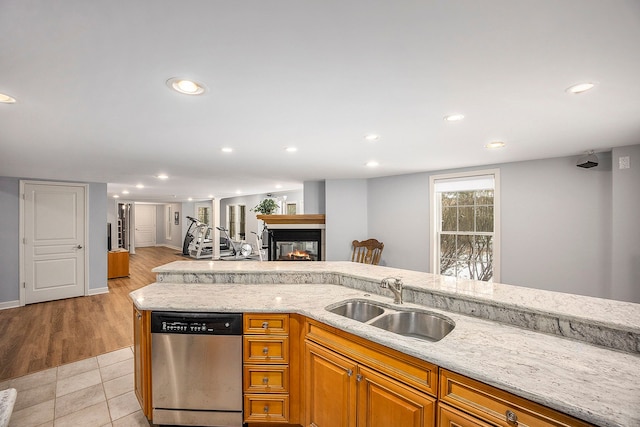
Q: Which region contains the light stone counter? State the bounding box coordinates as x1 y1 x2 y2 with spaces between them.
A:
135 261 640 427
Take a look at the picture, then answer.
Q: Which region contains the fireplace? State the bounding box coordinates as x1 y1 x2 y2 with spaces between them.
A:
268 229 322 261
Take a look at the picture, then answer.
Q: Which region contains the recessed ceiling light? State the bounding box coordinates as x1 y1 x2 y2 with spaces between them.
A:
136 184 144 189
0 93 16 103
166 77 206 95
364 134 380 141
566 82 596 94
156 174 169 180
285 147 298 153
366 161 379 167
485 141 506 149
444 114 465 122
122 190 129 194
221 147 233 153
113 194 120 198
188 197 193 201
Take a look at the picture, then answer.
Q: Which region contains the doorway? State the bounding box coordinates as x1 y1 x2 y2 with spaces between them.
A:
134 204 157 247
20 181 87 305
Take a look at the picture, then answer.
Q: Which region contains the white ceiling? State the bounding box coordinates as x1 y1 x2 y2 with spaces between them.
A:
1 1 639 202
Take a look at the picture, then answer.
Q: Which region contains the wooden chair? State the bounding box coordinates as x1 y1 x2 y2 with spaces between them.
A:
351 239 384 265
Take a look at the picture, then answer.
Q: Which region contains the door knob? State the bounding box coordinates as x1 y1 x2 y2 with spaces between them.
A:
76 245 83 249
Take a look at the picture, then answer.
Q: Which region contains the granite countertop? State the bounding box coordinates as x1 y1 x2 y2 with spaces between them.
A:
135 261 640 427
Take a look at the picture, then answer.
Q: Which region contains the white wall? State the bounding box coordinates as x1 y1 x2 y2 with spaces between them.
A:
325 179 368 261
611 145 640 302
303 180 326 214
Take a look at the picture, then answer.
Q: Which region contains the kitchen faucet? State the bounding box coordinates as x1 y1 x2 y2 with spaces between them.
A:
380 277 403 304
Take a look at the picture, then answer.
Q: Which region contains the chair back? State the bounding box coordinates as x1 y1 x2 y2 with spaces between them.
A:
351 239 384 265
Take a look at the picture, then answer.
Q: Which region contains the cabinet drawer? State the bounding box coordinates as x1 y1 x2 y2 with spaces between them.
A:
439 369 594 427
244 365 289 393
244 313 289 335
244 394 289 423
244 336 289 364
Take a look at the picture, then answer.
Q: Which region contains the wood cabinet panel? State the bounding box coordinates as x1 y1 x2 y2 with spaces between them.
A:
244 394 290 423
132 306 151 419
439 369 594 427
244 336 289 364
244 314 289 335
358 365 435 427
108 251 129 278
438 403 494 427
305 340 358 427
244 365 289 393
244 313 292 425
305 318 437 397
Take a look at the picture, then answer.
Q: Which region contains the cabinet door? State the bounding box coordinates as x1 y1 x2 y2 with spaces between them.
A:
133 306 151 419
305 341 357 427
357 365 436 427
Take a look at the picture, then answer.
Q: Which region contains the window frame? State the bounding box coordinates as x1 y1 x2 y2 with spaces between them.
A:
429 169 501 282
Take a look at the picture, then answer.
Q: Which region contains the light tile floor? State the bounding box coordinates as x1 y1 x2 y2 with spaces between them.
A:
0 347 150 427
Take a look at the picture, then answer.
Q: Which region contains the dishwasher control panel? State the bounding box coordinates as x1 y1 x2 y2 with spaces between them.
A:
151 311 243 335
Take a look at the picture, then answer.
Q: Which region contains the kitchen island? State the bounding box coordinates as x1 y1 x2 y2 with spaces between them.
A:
131 261 640 427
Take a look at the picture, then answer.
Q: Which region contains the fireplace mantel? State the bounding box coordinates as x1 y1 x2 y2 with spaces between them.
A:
257 214 325 225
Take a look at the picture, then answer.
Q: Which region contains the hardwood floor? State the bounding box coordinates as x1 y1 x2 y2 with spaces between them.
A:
0 246 185 381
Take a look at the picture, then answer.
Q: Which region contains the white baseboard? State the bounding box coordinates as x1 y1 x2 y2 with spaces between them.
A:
0 300 20 310
88 287 109 296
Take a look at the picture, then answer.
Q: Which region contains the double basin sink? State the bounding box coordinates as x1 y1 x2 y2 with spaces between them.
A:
326 299 455 342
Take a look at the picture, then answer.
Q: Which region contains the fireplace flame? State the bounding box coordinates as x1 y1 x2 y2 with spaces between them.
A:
288 250 311 260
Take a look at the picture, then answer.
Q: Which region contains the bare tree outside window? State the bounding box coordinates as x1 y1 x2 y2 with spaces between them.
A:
439 189 494 281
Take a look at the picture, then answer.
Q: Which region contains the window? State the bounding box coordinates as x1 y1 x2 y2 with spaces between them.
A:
286 203 297 215
239 205 246 240
228 205 236 239
430 170 500 282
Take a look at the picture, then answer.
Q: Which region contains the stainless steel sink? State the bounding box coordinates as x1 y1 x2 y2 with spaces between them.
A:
327 300 385 322
369 311 455 342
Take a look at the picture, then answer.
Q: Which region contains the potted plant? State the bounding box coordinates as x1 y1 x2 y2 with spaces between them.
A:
252 198 278 215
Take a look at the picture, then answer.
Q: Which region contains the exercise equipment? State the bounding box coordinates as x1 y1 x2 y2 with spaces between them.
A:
217 227 253 259
184 217 214 259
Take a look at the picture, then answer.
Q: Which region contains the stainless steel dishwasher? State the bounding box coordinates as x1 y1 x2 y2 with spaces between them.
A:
151 311 243 426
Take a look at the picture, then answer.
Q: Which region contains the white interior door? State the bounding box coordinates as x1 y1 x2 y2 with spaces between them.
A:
135 204 156 247
22 182 86 305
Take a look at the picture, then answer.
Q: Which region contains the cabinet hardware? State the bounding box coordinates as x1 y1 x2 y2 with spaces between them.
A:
346 369 353 377
262 321 269 329
263 405 269 413
263 377 269 384
136 313 142 319
506 409 518 425
356 374 363 382
262 347 269 355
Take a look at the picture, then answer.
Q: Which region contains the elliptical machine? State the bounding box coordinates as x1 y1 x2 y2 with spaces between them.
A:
216 226 253 259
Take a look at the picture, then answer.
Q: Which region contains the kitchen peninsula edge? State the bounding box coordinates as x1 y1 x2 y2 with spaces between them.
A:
130 261 640 427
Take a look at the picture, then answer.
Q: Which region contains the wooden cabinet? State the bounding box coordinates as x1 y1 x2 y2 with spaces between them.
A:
133 306 151 419
306 341 358 427
438 369 594 427
304 319 436 427
108 250 129 278
243 313 292 424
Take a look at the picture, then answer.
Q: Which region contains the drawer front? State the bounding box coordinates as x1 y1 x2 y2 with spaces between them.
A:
244 314 289 335
244 394 289 423
244 365 289 393
244 336 289 364
439 370 594 427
